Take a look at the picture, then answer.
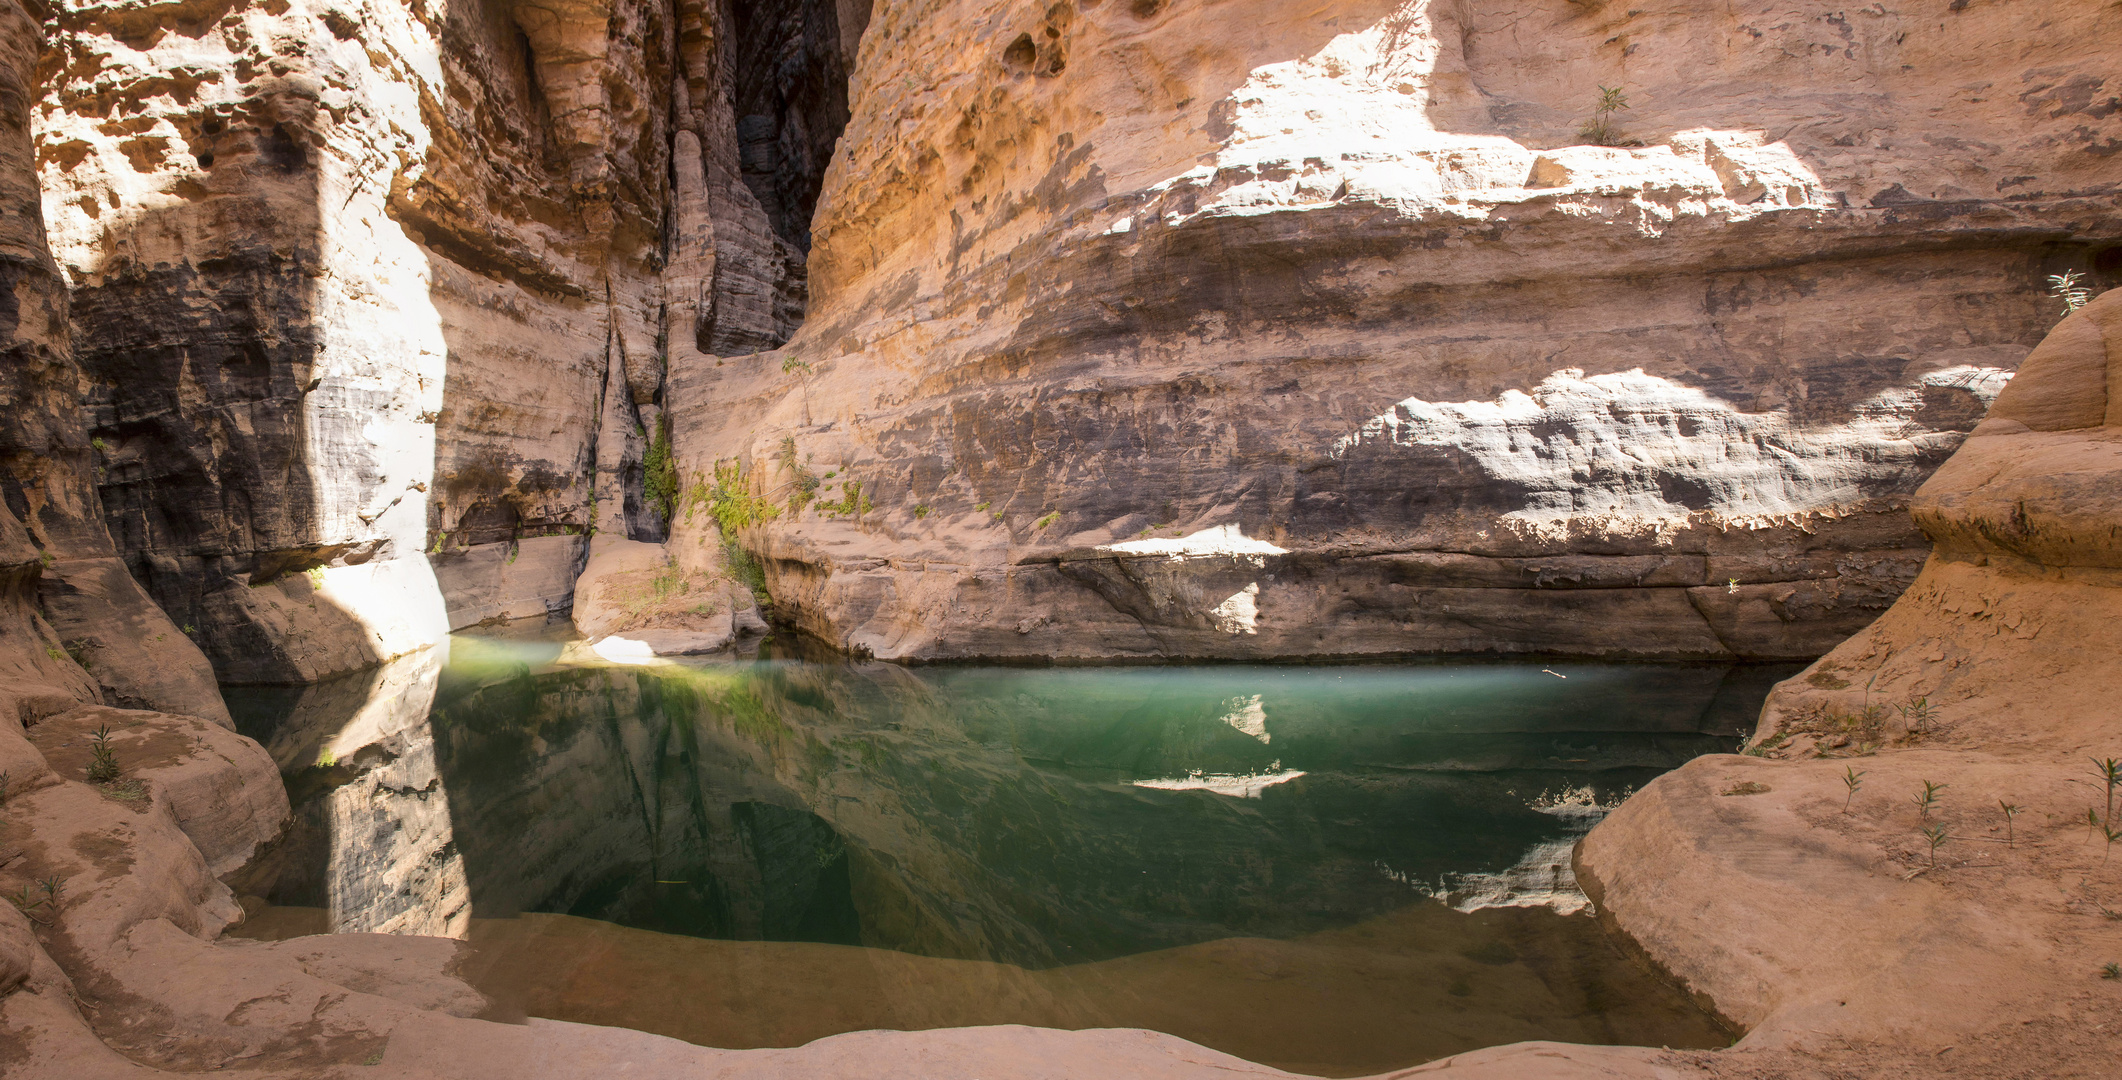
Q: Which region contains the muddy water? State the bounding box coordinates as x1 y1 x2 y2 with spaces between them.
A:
226 627 1779 1075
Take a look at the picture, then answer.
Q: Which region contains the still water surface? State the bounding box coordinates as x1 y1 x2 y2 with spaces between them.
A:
226 628 1778 1076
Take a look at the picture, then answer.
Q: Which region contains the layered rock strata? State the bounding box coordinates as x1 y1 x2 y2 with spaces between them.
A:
1576 289 2122 1075
0 0 224 722
668 0 2122 662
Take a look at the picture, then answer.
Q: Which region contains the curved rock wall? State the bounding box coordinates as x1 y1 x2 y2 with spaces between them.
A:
29 0 871 679
1571 289 2122 1075
0 0 223 721
667 0 2122 661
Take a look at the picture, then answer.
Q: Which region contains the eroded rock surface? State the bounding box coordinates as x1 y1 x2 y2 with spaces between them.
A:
668 0 2121 662
1576 289 2122 1076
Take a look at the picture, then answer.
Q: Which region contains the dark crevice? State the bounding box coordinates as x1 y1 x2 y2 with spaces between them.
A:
725 0 863 254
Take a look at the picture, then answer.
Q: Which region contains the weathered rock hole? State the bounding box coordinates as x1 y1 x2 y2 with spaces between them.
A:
2094 244 2122 287
1003 33 1036 70
1129 0 1166 19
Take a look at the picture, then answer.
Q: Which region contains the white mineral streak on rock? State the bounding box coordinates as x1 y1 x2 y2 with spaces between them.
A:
1219 694 1270 744
1156 0 1830 234
1210 583 1262 635
1331 367 2013 541
1097 524 1289 566
1132 768 1307 799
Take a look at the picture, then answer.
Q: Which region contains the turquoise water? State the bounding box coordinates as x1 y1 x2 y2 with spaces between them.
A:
227 630 1778 1074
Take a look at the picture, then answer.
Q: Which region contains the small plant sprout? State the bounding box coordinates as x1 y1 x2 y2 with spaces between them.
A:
2105 821 2122 865
39 875 63 907
2095 758 2121 825
1922 822 1949 869
86 724 120 784
2104 962 2122 980
1896 696 1936 734
1911 780 1946 821
1998 800 2022 847
2090 807 2105 844
1726 578 1739 594
2049 270 2093 315
1579 85 1632 145
781 356 816 423
1841 766 1866 812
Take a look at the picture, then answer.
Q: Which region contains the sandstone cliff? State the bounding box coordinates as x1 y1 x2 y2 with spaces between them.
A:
668 0 2122 662
1576 287 2122 1075
29 0 863 678
23 0 2122 673
5 1 2122 1078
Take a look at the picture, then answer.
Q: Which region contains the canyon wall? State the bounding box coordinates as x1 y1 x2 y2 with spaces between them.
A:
0 0 224 721
668 0 2122 662
1572 286 2122 1077
29 0 857 681
25 0 2121 674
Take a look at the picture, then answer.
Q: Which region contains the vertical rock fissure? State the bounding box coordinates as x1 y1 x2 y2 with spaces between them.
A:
673 0 868 356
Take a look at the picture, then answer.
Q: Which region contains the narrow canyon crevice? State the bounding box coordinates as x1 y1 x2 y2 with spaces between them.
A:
677 0 869 358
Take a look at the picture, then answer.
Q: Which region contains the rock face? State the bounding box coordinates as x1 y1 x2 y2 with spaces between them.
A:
1574 289 2122 1075
25 0 2122 672
667 0 2122 662
0 0 225 723
29 0 871 679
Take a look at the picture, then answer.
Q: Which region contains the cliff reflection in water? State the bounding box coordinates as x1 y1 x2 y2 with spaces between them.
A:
228 628 1775 1071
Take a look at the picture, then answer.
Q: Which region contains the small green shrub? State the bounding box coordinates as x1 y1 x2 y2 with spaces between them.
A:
1034 510 1060 531
86 724 120 784
723 538 769 608
643 415 678 521
1896 696 1936 734
1921 822 1949 869
1998 800 2022 846
776 436 820 514
1740 730 1790 757
690 460 782 534
2050 270 2093 315
1841 766 1865 812
1911 779 1946 820
817 478 873 519
913 505 930 519
1578 85 1633 146
2103 962 2121 980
